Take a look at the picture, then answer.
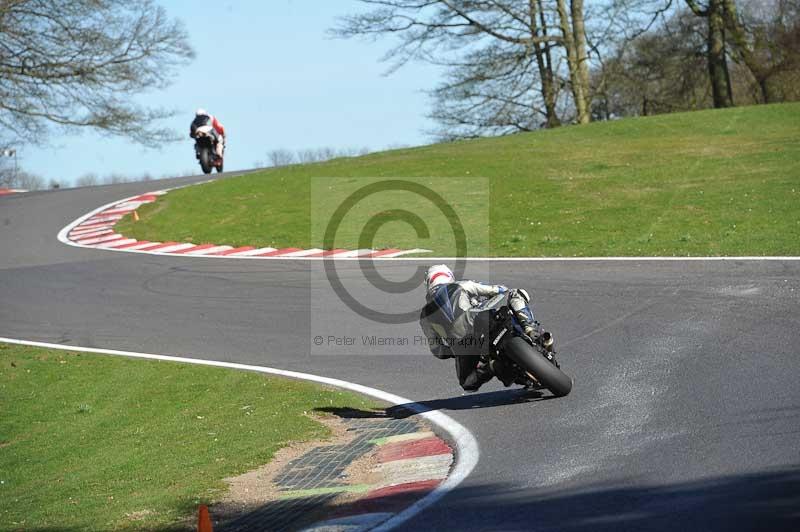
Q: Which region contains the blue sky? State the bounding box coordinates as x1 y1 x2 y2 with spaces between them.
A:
22 1 439 185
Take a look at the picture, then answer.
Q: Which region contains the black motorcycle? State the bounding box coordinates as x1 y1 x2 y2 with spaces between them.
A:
193 127 223 175
475 303 573 397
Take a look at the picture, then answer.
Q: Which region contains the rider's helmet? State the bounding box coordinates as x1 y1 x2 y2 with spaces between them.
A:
195 108 208 117
425 264 455 292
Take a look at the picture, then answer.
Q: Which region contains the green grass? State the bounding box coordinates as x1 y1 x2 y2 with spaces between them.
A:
0 343 377 531
116 103 800 256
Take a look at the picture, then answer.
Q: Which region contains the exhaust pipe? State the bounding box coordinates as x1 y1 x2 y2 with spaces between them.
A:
540 331 554 350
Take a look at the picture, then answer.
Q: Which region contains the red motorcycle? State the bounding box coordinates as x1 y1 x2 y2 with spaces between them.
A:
193 125 223 174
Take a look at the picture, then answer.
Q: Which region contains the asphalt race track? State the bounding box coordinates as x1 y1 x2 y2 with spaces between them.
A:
2 175 799 531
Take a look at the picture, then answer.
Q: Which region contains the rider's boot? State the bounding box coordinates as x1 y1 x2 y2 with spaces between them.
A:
461 361 494 392
489 358 516 387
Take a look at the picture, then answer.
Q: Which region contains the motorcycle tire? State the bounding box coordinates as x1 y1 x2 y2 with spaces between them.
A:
504 336 573 397
215 160 223 173
199 146 213 174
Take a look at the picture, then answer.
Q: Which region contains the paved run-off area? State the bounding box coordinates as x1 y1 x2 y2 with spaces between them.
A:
221 413 452 531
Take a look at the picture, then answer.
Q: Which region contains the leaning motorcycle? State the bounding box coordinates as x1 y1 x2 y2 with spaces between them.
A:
193 125 223 174
473 296 573 397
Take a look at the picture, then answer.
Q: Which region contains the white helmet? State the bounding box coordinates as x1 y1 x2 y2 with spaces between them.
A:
425 264 455 292
195 108 208 116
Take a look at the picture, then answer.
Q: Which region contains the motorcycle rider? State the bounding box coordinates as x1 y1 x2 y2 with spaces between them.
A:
419 264 544 392
189 108 226 160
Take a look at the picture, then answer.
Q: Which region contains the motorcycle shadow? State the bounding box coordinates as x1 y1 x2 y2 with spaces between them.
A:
317 387 553 420
386 387 556 419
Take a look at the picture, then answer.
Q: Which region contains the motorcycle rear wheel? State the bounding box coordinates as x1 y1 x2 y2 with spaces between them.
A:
504 336 573 397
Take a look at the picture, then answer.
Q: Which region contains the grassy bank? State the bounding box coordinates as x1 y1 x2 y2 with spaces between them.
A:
117 103 800 256
0 343 376 531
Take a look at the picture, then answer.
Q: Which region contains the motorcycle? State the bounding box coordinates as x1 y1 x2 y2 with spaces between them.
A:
193 125 223 174
473 298 573 397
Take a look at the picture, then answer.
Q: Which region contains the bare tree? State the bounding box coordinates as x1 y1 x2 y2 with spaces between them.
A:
723 0 800 103
428 38 564 138
16 170 44 190
556 0 592 122
0 167 44 190
103 173 128 185
587 0 798 117
333 146 372 157
75 173 99 187
593 8 710 117
684 0 736 107
298 149 323 164
0 157 16 188
268 149 296 167
267 146 373 167
332 1 595 138
0 0 194 146
316 147 337 161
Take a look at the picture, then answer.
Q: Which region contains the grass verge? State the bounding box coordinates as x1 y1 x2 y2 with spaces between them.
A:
0 343 377 531
116 103 800 256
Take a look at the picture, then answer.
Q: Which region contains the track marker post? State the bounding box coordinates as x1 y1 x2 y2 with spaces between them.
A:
197 504 213 532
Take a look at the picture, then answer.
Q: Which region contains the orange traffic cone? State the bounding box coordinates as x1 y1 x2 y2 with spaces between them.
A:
133 210 140 222
197 504 213 532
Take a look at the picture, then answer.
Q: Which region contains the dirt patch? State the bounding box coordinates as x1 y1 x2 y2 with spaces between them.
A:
205 410 436 530
209 413 354 523
330 443 383 507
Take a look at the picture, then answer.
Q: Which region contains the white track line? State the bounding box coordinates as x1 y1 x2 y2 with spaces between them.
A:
145 243 196 254
117 241 164 251
277 248 325 257
185 245 234 255
330 249 376 258
376 256 800 261
71 224 112 232
98 238 138 248
376 248 431 258
85 214 124 223
0 337 479 531
72 224 114 233
224 247 278 256
76 233 124 245
113 201 146 209
70 229 113 239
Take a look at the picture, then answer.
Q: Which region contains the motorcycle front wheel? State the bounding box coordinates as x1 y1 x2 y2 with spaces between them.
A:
199 146 213 174
504 336 573 397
